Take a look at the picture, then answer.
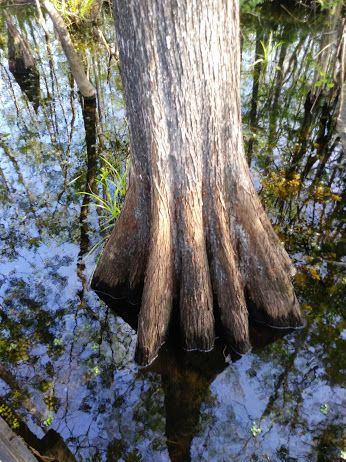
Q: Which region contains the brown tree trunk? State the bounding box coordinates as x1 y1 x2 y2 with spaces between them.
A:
91 0 303 365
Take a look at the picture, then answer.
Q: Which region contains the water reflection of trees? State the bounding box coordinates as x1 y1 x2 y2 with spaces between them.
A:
188 4 346 461
0 2 344 462
242 3 345 288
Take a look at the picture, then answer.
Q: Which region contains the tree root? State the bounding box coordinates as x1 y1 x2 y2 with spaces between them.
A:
92 182 303 365
91 170 149 297
135 193 174 365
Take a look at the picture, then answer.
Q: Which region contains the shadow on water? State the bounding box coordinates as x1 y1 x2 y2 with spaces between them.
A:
100 288 290 462
0 1 345 461
7 13 40 111
147 324 295 462
79 95 97 256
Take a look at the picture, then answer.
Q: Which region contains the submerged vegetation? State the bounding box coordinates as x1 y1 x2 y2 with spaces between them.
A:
0 0 344 461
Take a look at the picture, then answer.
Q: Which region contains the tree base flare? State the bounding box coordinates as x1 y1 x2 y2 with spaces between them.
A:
91 0 303 366
91 182 303 366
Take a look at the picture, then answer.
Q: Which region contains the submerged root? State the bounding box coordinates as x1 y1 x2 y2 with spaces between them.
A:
135 191 174 365
179 205 215 352
236 188 303 329
208 204 251 354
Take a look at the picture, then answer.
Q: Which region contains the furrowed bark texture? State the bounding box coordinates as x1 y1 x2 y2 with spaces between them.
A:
92 0 303 365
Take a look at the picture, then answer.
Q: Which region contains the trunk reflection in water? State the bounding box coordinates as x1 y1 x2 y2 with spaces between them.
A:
0 1 344 462
7 14 40 112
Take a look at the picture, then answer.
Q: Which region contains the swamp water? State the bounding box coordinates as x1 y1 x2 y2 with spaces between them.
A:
0 2 345 461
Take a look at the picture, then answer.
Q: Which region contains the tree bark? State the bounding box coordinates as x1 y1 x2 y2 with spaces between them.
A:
92 0 303 365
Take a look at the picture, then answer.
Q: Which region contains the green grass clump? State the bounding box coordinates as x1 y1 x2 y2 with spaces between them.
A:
82 156 126 220
80 156 127 254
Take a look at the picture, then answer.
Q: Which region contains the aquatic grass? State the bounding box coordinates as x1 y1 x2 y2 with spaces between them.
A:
81 156 126 220
252 32 284 74
79 156 127 254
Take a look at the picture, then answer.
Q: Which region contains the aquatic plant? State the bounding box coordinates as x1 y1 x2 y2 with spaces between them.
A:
43 384 55 427
0 403 20 430
51 0 101 24
252 32 284 76
80 156 127 253
250 421 262 437
82 156 126 221
320 403 330 415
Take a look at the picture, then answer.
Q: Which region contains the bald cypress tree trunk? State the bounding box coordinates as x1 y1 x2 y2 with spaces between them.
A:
92 0 303 365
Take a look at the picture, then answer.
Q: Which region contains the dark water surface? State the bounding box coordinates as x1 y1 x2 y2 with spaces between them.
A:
0 2 345 461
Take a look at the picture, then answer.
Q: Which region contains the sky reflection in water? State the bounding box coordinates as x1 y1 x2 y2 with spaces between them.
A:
0 2 345 461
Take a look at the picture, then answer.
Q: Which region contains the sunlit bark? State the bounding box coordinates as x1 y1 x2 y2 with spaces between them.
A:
42 0 96 98
92 0 303 365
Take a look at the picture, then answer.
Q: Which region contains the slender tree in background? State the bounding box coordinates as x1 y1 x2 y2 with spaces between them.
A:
92 0 303 365
42 0 96 98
